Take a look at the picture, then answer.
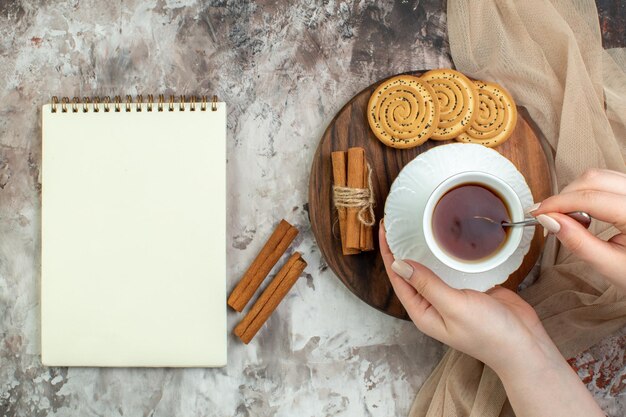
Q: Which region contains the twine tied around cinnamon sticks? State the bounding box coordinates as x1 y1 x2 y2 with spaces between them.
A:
332 164 375 227
331 147 376 254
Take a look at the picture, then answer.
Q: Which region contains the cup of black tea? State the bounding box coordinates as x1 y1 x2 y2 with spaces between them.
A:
422 171 524 273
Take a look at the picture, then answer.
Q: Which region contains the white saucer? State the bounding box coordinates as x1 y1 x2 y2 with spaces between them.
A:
384 143 534 291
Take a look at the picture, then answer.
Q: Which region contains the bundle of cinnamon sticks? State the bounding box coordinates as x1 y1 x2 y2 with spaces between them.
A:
228 219 307 344
331 147 375 255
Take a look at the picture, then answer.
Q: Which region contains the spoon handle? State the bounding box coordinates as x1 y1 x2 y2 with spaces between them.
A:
506 218 539 227
565 211 592 228
508 211 592 228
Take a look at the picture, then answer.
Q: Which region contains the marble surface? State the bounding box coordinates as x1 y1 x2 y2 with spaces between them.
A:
0 1 623 416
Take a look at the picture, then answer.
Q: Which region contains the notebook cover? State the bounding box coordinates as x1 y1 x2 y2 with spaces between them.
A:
40 101 227 367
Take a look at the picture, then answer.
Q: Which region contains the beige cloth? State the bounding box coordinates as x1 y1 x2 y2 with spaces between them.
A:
410 1 626 416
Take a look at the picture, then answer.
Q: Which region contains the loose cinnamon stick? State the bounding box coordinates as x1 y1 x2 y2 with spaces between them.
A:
234 252 307 344
331 151 360 255
346 147 364 250
227 219 299 312
360 163 375 251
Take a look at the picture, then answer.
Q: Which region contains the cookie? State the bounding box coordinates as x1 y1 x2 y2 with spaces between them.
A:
421 69 477 140
367 75 439 149
456 80 517 148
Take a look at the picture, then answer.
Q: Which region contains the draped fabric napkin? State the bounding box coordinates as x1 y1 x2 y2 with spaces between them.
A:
410 1 626 416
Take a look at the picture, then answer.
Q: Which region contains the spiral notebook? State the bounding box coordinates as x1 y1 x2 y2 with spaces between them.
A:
41 95 227 367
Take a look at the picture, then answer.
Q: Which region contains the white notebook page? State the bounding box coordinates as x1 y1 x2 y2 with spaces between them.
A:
41 101 226 367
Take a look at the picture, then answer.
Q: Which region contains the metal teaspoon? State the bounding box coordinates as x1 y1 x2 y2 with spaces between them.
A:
475 211 592 229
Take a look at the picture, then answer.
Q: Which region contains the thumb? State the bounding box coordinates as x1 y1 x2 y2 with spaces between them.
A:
539 212 618 268
391 259 460 313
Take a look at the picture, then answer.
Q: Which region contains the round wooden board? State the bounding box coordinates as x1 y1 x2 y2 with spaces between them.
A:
309 71 552 320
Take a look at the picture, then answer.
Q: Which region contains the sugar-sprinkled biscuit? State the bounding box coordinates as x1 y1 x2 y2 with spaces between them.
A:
367 75 439 149
421 69 478 140
456 81 517 148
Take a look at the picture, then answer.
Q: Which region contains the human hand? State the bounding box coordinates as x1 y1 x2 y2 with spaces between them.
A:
530 169 626 291
380 225 605 417
379 225 558 376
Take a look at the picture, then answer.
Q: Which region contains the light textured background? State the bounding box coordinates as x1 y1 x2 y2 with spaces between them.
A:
0 1 623 416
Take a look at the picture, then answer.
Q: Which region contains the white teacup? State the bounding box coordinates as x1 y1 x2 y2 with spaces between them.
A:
422 171 524 274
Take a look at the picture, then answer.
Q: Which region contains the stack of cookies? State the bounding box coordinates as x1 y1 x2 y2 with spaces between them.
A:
367 69 517 149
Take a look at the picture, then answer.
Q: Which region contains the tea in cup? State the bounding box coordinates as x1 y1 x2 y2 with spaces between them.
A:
422 172 524 273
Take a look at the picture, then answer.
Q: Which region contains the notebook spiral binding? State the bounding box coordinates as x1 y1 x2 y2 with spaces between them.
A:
50 95 218 113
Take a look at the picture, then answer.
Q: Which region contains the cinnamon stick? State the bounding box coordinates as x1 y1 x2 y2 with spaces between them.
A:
346 147 364 249
360 163 375 251
234 252 307 344
227 219 299 312
331 151 360 255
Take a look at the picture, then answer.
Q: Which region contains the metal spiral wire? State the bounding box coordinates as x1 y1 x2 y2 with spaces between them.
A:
50 94 219 113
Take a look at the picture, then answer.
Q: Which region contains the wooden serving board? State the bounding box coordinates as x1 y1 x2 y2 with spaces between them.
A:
308 71 552 320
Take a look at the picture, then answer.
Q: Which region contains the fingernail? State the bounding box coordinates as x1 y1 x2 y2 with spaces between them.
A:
536 214 560 235
392 259 413 280
526 202 541 214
